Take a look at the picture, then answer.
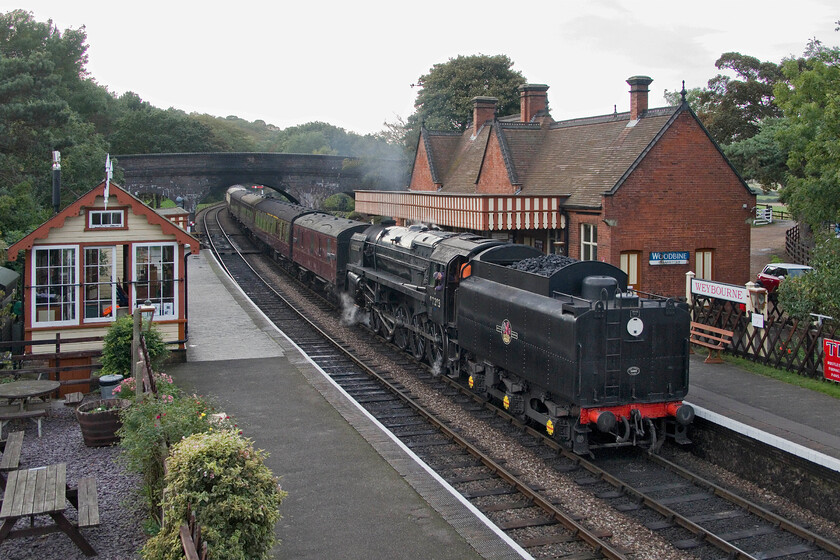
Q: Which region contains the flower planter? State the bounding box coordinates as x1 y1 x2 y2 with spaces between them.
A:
76 398 131 447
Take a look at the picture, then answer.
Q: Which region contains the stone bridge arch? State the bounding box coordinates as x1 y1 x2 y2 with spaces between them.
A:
115 152 404 213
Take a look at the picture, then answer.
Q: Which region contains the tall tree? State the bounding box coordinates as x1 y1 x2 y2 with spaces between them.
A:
407 54 526 136
697 52 785 145
774 41 840 231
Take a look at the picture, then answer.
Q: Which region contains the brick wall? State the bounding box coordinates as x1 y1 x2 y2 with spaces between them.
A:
476 132 516 194
408 139 437 191
603 112 755 296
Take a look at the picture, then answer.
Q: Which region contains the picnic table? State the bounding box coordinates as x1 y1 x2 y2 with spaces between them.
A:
0 380 59 437
0 463 99 556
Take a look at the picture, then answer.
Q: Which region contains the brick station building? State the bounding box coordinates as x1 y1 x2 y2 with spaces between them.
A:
356 76 755 297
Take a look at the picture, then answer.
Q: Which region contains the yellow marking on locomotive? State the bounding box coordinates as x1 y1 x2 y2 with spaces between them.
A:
546 419 554 436
503 395 510 410
468 375 475 389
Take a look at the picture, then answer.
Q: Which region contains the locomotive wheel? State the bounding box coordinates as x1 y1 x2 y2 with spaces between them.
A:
426 323 445 369
393 304 411 350
411 315 426 361
379 306 396 342
369 307 383 335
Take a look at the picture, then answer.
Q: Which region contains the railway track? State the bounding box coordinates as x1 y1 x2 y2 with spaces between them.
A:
200 204 840 560
201 204 624 559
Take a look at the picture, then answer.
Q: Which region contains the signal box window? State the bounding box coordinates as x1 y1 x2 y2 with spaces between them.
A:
581 224 597 261
88 209 125 229
133 243 177 319
32 246 78 325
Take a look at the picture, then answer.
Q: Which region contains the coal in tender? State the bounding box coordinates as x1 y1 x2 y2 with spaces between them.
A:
510 254 578 276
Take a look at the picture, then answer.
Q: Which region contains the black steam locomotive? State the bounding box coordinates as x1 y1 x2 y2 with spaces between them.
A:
226 185 694 454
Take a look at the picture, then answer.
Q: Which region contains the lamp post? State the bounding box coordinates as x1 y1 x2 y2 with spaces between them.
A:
132 300 156 398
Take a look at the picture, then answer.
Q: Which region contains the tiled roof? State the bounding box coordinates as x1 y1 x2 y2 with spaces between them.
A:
425 106 682 208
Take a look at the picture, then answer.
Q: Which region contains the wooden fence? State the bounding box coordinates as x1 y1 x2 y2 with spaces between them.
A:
691 295 838 379
0 334 103 394
785 223 812 265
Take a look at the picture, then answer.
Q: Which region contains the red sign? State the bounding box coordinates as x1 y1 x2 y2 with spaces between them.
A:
825 338 840 383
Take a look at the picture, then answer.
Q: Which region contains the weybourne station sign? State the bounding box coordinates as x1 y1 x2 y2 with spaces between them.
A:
690 278 750 305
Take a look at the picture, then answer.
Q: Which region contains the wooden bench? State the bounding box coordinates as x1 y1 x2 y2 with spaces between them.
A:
689 321 734 364
76 477 100 528
0 431 24 491
0 406 47 438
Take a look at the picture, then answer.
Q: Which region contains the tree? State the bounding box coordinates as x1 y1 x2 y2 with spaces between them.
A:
778 237 840 320
407 54 526 135
723 118 788 191
774 42 840 231
108 106 230 154
696 52 785 145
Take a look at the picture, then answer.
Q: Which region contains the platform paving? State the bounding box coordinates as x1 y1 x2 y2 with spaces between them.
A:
168 253 527 560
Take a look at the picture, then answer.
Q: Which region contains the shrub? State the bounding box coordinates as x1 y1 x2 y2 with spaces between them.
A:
100 315 169 376
142 431 286 560
119 393 222 521
112 372 177 402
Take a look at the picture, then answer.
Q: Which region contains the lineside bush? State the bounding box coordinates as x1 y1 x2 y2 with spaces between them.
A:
141 430 286 560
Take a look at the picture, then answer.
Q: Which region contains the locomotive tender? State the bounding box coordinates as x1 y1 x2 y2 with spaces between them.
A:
226 185 694 454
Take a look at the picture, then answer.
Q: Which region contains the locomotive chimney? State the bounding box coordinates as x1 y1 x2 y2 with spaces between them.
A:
627 75 653 120
519 84 549 123
472 96 497 136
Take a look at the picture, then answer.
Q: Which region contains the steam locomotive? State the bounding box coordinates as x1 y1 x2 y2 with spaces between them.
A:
226 185 694 454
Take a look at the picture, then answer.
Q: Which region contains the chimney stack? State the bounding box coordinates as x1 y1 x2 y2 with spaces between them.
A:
626 76 653 120
519 84 549 123
471 96 497 135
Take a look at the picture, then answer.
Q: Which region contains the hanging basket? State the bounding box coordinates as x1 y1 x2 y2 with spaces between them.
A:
75 398 131 447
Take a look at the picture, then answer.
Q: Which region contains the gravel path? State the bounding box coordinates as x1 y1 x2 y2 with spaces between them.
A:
1 397 146 560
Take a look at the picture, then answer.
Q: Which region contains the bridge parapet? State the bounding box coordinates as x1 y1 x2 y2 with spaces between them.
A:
115 152 403 212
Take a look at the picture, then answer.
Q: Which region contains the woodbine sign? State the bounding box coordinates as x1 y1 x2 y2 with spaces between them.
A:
690 278 749 305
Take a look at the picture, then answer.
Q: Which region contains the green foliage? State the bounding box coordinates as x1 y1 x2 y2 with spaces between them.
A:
100 315 169 376
774 42 840 231
142 430 285 560
723 118 789 191
109 107 231 154
321 193 354 213
408 54 526 134
697 52 785 145
777 237 840 320
118 392 223 520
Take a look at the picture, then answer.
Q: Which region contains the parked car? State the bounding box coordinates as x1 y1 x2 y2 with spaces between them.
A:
756 263 813 292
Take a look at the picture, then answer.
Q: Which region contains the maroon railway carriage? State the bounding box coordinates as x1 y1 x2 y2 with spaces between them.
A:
291 212 368 295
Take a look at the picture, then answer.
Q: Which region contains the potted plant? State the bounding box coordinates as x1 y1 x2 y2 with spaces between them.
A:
76 398 131 446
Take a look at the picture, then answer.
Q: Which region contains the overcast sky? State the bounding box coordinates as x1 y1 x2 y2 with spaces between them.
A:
15 1 840 136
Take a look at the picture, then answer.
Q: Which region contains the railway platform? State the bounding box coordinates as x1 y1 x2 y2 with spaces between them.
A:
166 252 526 560
688 356 840 471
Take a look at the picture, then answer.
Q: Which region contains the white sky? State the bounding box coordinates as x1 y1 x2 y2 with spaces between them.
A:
12 1 840 136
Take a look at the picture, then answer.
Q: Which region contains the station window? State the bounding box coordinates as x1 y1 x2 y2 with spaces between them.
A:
133 243 177 319
581 224 597 261
696 249 714 280
620 251 641 290
32 246 78 325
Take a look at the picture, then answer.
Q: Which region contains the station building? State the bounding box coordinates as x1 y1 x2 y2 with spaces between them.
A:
8 180 200 382
355 76 755 297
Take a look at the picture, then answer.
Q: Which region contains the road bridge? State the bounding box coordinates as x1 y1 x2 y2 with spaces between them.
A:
115 152 405 213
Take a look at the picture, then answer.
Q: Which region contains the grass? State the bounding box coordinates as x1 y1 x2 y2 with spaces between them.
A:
721 352 840 400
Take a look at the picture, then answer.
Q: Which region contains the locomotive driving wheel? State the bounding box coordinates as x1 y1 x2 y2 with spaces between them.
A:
411 315 426 360
393 304 411 350
378 305 396 342
425 323 445 369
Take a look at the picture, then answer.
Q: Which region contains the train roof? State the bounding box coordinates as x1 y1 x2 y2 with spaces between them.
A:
294 212 369 239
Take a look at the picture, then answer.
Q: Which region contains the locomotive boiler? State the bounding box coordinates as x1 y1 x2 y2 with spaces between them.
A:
226 186 694 454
